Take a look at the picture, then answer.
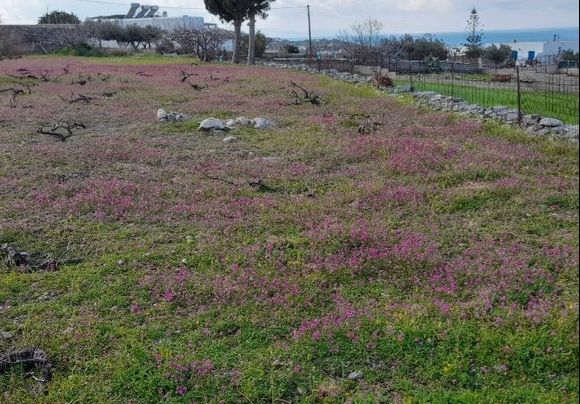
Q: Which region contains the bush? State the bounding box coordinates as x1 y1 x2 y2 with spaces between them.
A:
424 56 443 73
282 45 300 54
374 74 393 87
55 43 105 57
484 44 512 66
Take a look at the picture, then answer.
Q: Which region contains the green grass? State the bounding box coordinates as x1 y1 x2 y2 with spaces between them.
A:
0 57 578 403
399 79 579 124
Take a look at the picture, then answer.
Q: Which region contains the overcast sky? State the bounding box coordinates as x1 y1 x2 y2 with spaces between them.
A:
0 0 578 38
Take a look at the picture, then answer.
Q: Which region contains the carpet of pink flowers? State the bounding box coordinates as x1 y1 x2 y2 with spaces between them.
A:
0 56 578 402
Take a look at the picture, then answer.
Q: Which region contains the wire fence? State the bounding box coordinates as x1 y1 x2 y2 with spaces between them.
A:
401 66 579 124
273 57 579 124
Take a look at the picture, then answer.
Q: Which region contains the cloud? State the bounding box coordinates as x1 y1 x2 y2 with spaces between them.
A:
1 0 44 24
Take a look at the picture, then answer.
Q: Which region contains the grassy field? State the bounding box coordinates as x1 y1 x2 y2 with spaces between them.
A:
397 79 580 124
0 55 578 402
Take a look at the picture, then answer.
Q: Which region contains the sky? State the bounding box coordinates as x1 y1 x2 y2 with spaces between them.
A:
0 0 579 39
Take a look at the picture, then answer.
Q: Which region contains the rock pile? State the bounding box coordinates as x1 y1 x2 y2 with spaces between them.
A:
263 62 373 85
412 92 578 142
198 117 275 132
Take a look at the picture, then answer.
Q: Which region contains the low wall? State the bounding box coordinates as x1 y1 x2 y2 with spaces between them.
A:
0 25 75 55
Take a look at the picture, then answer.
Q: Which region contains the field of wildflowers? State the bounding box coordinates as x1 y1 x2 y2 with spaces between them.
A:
0 55 578 402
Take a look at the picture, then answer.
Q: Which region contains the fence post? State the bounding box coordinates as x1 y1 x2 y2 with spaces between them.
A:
516 66 523 126
451 54 455 100
408 51 413 91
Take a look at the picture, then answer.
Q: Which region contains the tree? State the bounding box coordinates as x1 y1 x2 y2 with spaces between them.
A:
254 31 267 58
282 44 300 54
379 35 447 62
464 8 483 59
170 26 233 61
204 0 251 64
38 11 80 24
142 25 163 49
240 30 268 58
246 0 274 65
93 22 127 47
483 44 512 70
337 18 384 65
124 25 147 50
560 49 580 62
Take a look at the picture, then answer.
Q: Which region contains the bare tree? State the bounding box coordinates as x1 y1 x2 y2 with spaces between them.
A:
36 23 98 52
169 26 233 62
337 18 384 65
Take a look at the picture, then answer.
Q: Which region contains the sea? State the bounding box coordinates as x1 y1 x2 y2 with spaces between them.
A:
412 27 579 46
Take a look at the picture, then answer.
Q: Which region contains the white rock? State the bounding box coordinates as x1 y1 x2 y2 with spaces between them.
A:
348 371 363 380
562 124 579 139
199 118 225 131
225 119 238 128
235 116 252 126
157 108 168 121
167 112 184 122
223 136 238 143
253 117 274 129
539 117 563 127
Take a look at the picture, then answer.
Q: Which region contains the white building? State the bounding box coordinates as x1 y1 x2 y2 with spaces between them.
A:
486 40 579 62
87 3 207 31
87 3 223 50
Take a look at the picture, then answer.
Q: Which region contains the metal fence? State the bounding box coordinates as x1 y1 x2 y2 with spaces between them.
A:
272 57 579 124
401 66 579 124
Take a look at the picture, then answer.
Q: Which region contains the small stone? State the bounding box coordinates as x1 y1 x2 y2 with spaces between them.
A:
540 117 563 127
561 124 579 140
253 117 274 129
523 114 540 125
166 112 185 122
259 156 280 163
223 136 237 143
505 112 520 122
117 260 125 266
157 108 168 122
348 371 363 380
0 331 14 339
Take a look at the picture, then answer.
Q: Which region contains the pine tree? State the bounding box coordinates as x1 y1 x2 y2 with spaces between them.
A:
464 8 483 59
204 0 251 63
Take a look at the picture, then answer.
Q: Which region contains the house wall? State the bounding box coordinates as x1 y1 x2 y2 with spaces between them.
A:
102 16 205 30
0 25 76 54
543 40 580 56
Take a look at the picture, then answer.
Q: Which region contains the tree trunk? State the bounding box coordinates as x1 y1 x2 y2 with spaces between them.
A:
232 18 242 64
247 13 256 65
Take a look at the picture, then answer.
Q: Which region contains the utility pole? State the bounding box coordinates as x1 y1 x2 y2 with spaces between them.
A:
307 5 313 59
